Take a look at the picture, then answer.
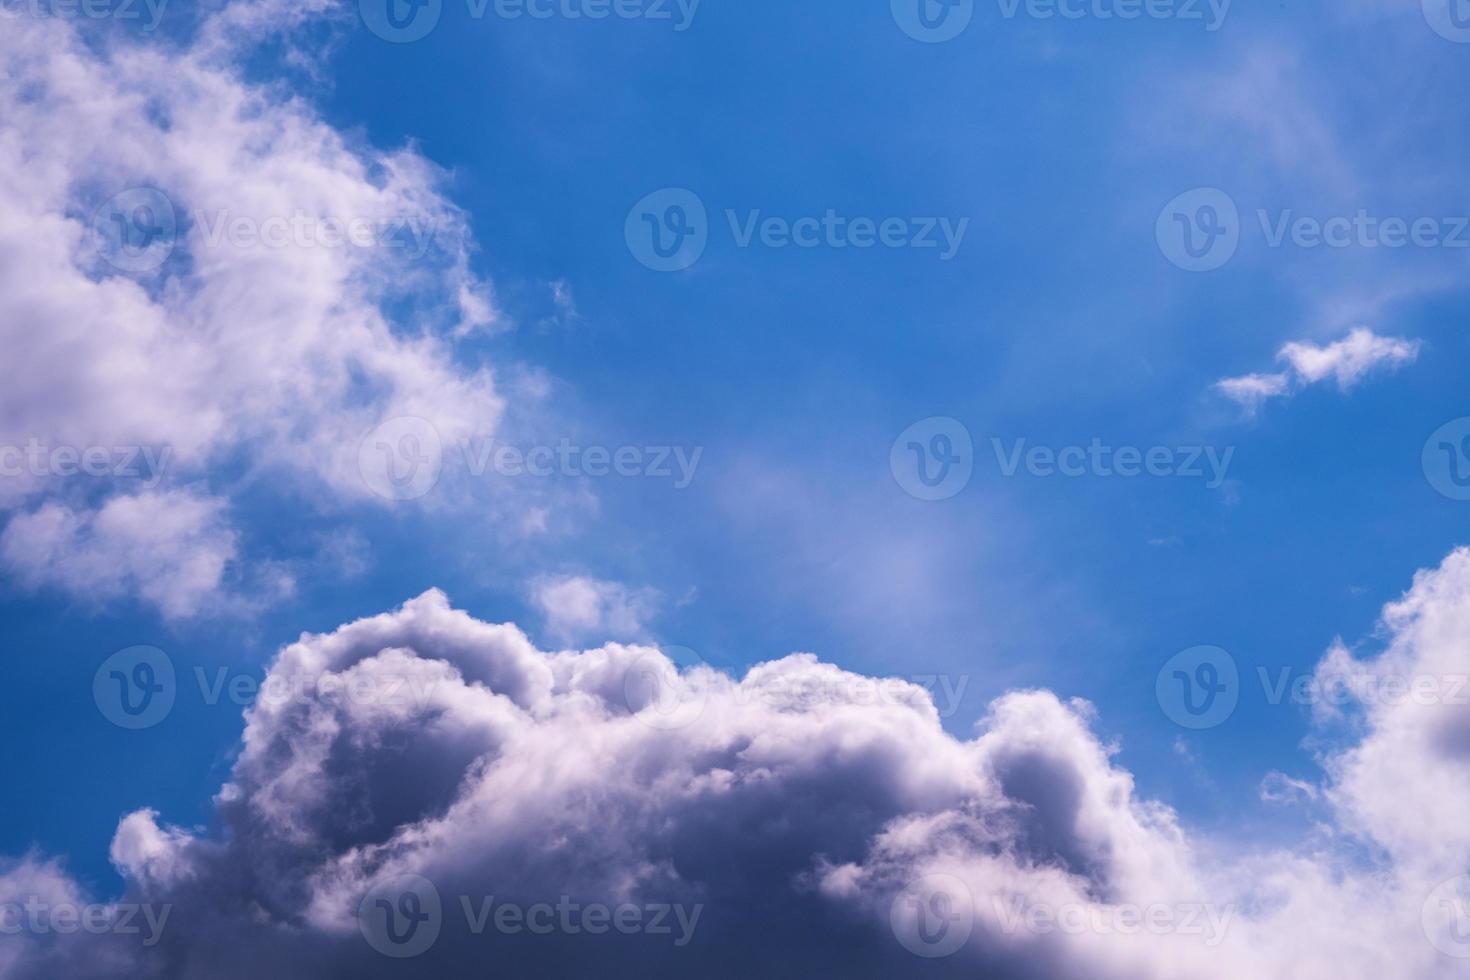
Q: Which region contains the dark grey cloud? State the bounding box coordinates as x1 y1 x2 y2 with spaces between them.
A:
7 558 1470 979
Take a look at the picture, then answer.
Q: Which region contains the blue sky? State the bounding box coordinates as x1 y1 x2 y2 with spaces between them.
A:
4 1 1470 976
6 0 1469 874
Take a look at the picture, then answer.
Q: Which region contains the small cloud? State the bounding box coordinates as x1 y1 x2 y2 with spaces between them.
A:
1215 371 1291 415
536 278 581 331
1260 770 1321 805
530 574 660 645
1279 328 1421 389
1216 327 1420 415
1172 735 1196 760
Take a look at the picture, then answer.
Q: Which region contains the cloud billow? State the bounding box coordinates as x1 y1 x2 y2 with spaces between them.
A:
6 548 1470 977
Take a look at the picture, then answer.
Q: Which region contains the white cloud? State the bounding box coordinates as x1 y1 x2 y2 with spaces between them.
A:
1259 770 1320 805
0 855 89 979
1215 371 1292 415
0 12 509 616
1280 328 1423 389
1216 327 1420 413
0 491 236 619
110 809 198 890
1316 549 1470 871
530 574 660 644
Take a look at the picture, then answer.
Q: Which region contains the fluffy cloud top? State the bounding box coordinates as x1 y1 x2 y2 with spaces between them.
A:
1216 327 1421 414
6 550 1470 977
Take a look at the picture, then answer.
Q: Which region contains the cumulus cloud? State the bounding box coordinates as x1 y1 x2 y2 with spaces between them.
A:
0 9 507 616
0 491 237 619
1216 327 1421 414
5 551 1470 978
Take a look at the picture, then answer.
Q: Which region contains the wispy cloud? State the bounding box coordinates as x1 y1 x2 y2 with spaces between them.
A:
1216 327 1421 415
